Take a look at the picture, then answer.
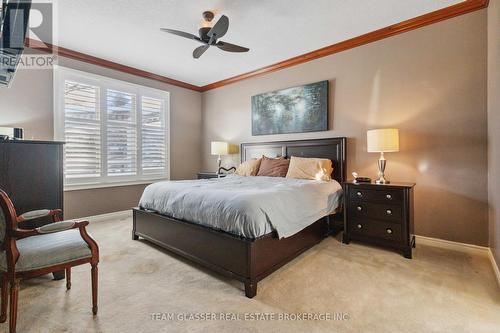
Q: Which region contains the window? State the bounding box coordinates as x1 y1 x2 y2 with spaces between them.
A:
54 67 170 190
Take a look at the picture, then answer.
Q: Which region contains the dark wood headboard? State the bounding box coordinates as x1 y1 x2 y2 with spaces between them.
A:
241 137 347 183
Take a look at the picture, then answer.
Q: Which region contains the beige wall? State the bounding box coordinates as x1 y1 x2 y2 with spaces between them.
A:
488 1 500 265
64 184 148 219
202 11 489 246
0 56 202 219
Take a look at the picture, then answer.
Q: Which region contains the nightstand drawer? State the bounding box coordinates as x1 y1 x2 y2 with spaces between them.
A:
349 218 402 242
349 188 403 204
349 202 402 223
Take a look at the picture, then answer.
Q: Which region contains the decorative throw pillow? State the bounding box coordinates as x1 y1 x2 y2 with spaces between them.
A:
256 156 290 177
286 156 333 181
235 158 261 176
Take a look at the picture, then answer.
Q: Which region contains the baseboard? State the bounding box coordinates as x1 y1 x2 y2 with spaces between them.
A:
488 249 500 288
415 235 500 288
415 235 489 257
72 210 131 223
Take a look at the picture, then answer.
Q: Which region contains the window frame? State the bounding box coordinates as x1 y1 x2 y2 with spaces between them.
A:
54 66 170 191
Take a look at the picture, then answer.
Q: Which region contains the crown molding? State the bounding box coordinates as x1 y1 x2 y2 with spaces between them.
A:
24 0 488 93
200 0 488 91
25 38 202 92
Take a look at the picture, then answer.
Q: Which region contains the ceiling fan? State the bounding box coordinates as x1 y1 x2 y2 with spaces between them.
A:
160 11 250 59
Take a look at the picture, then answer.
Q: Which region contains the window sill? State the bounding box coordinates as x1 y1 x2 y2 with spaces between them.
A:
64 178 168 192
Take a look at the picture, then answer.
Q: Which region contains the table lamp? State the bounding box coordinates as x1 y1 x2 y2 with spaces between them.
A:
211 141 230 175
367 128 399 184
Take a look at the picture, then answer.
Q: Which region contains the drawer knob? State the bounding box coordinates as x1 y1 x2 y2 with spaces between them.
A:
386 228 393 234
357 206 363 211
356 191 363 198
386 194 392 200
386 209 393 215
357 224 362 229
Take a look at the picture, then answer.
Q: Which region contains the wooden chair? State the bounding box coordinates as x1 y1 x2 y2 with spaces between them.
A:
0 190 99 333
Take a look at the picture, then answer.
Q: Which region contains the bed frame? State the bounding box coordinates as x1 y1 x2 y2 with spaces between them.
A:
132 137 346 298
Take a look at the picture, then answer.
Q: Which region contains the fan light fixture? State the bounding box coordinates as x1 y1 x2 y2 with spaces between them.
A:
160 11 250 59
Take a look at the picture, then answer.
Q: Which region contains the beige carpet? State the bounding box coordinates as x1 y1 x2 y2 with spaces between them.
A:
3 214 500 333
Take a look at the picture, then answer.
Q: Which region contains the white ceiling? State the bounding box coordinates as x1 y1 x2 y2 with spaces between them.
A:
49 0 464 87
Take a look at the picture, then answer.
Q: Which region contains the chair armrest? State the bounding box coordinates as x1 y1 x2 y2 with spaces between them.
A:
12 221 89 239
17 209 63 222
36 221 76 234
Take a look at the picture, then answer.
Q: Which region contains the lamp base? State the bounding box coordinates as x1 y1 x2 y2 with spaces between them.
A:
216 155 222 175
376 152 389 184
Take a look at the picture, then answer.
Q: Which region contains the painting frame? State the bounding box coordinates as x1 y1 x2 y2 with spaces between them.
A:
251 80 329 136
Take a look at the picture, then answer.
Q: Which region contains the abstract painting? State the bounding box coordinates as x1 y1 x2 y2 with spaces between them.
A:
251 80 328 135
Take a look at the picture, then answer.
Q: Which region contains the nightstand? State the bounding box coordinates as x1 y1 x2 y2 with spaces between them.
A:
197 172 228 179
343 181 415 259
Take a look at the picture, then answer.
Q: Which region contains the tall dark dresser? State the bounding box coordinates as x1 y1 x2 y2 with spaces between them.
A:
0 140 64 228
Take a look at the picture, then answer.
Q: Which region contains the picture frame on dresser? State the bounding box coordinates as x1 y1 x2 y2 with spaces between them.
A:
342 181 415 258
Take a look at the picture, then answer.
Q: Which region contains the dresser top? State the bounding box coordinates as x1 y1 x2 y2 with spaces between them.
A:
344 180 415 188
0 140 65 145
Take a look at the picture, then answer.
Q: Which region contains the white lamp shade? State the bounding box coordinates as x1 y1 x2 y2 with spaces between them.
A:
367 129 400 153
211 141 230 155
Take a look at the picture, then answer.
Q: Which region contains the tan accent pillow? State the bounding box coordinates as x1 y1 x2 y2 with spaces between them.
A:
235 158 261 176
286 156 333 181
256 156 290 177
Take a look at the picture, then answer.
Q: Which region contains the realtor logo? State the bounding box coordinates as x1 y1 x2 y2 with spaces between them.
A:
0 1 56 74
25 1 53 53
1 1 54 54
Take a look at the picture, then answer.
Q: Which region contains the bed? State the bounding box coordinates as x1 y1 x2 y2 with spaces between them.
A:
132 137 347 297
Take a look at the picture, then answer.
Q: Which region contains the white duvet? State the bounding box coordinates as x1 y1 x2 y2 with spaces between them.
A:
139 174 343 239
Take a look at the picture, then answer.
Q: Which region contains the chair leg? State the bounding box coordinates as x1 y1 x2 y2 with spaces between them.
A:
66 268 71 290
0 273 7 323
9 278 19 333
91 264 98 315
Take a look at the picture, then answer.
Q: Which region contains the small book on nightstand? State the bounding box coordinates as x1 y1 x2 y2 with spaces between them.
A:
342 181 415 258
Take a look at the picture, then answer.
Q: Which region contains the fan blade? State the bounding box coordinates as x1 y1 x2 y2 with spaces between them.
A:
160 28 203 42
193 44 210 59
216 41 249 53
207 15 229 42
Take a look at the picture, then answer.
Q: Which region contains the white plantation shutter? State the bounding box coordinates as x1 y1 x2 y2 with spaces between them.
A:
63 81 101 179
141 96 166 173
55 67 170 189
106 89 137 176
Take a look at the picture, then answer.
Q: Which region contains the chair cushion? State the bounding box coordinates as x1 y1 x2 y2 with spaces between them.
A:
0 229 92 272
